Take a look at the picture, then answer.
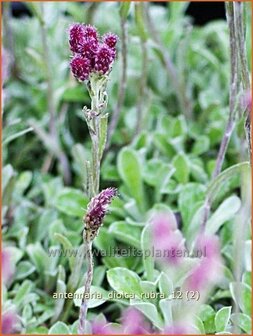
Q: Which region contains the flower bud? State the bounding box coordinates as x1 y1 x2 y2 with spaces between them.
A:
70 55 91 81
83 24 99 41
79 38 98 60
69 23 86 53
85 188 117 240
103 32 118 49
94 44 115 75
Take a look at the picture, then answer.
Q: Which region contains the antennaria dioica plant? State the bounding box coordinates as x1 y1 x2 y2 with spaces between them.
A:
68 23 118 333
2 1 251 334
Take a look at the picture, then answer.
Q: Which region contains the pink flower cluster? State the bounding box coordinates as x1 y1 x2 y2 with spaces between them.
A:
69 23 118 81
91 308 194 335
2 310 19 334
185 234 222 291
91 308 151 334
151 212 185 264
151 212 223 291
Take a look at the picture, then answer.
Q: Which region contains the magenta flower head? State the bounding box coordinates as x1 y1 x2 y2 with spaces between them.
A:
94 44 115 75
79 38 98 60
151 212 185 265
69 23 86 53
70 55 91 81
103 32 118 49
83 24 99 41
85 187 117 240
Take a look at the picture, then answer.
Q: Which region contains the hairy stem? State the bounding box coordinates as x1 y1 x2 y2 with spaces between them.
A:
78 240 93 334
91 117 101 195
78 76 107 333
134 3 148 136
3 3 19 78
106 15 128 151
234 2 251 162
135 39 148 135
200 119 235 229
40 3 56 138
232 3 251 330
200 2 239 230
244 114 251 163
234 3 250 89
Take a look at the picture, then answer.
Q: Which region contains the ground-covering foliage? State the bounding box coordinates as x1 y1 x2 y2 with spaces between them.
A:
2 1 252 335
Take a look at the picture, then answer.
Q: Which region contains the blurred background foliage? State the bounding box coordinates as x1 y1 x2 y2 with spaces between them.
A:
2 1 252 334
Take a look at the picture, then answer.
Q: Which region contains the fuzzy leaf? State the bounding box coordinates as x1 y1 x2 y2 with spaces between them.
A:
48 322 70 335
215 306 232 332
74 286 108 308
117 148 145 211
141 224 155 282
107 267 142 297
55 188 88 217
206 195 241 235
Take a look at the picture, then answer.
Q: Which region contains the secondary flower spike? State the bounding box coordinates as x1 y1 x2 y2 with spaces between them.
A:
84 187 117 240
69 23 118 81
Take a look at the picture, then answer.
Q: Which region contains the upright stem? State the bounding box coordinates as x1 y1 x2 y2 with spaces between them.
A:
89 78 104 196
200 119 235 229
40 3 56 138
244 114 251 163
234 2 251 162
134 3 148 136
200 2 239 230
78 241 93 334
234 3 250 89
232 3 251 330
78 76 107 334
3 3 18 77
135 39 148 135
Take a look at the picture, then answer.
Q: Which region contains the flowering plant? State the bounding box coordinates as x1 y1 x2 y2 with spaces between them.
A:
68 23 119 333
2 2 251 335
